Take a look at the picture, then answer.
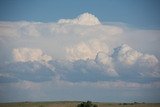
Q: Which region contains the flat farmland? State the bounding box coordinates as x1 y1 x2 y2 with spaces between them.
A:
0 101 159 107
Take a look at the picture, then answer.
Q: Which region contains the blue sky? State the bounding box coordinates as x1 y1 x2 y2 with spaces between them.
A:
0 0 160 103
0 0 160 28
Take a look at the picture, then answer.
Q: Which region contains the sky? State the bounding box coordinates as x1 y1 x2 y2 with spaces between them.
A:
0 0 160 103
0 0 160 28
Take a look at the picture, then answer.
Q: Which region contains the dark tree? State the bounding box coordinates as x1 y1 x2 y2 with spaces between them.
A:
77 101 98 107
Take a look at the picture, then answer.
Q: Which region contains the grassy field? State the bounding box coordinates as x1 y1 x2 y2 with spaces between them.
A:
0 101 160 107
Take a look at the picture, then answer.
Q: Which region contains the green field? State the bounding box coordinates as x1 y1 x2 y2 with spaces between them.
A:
0 101 160 107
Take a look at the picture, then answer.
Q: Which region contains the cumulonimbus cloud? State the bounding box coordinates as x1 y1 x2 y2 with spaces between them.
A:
0 12 159 89
0 12 160 102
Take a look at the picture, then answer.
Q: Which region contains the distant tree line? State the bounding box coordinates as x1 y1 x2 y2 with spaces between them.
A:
119 102 143 105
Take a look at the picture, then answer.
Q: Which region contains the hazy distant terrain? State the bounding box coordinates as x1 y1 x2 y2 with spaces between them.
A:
0 101 160 107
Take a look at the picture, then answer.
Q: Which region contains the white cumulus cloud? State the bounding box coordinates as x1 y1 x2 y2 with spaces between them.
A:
113 44 159 67
95 52 118 76
65 39 109 61
58 12 101 26
138 54 159 67
12 48 52 62
113 44 143 65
